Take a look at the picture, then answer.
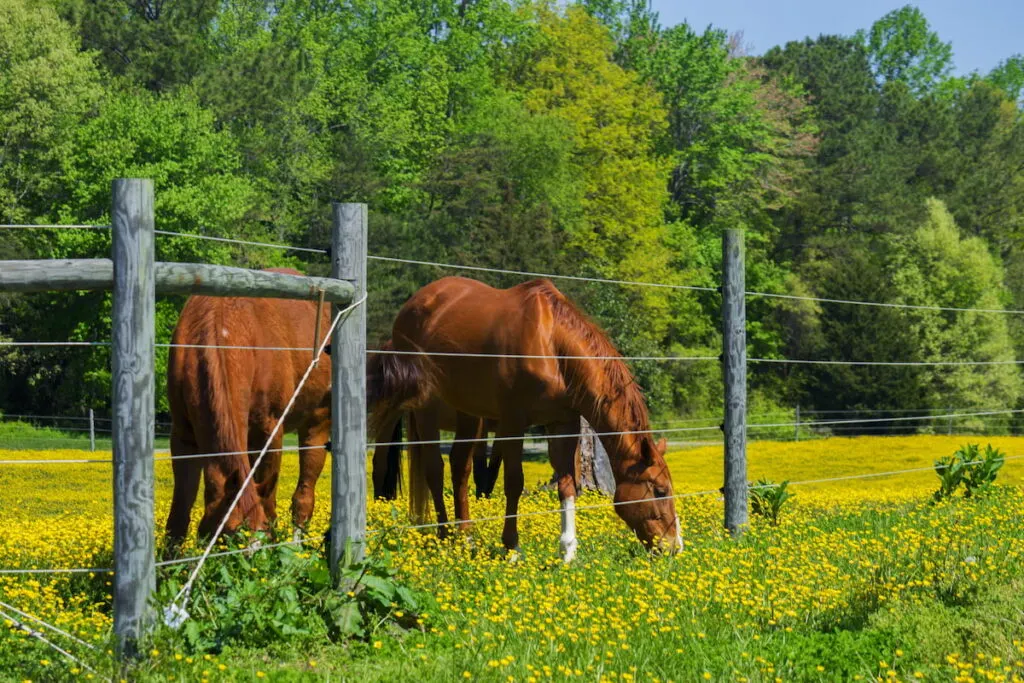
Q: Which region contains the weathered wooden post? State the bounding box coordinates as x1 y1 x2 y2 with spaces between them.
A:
89 408 96 452
330 203 368 578
111 178 155 655
722 229 748 537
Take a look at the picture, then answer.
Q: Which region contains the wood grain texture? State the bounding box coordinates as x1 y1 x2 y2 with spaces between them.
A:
329 203 368 577
722 229 748 537
111 179 156 655
1 260 354 304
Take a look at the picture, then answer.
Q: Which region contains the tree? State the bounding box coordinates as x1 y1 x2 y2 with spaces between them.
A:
988 54 1024 107
58 0 218 92
791 199 1021 427
859 5 953 96
0 0 102 225
1 87 270 417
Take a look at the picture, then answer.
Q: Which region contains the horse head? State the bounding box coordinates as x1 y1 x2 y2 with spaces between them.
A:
611 437 683 554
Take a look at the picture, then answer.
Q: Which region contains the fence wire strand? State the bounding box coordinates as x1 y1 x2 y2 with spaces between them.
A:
368 254 717 293
154 229 327 254
0 605 103 678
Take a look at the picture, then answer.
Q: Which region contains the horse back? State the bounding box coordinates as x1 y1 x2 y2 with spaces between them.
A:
168 293 332 452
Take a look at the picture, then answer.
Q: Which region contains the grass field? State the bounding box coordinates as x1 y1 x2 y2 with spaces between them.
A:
2 435 1024 681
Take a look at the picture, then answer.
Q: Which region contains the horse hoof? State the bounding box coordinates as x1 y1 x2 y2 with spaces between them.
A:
292 527 304 544
560 540 578 564
507 546 524 563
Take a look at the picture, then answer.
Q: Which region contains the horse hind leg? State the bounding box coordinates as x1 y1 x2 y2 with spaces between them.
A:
165 428 201 553
250 425 283 538
197 409 266 540
494 417 527 558
371 413 403 500
292 415 330 538
450 412 483 532
407 410 450 538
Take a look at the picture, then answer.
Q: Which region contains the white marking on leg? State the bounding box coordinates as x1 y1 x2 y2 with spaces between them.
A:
292 527 304 544
674 506 684 552
560 495 577 564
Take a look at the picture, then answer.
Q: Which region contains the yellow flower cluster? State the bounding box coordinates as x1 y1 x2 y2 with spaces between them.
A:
1 434 1023 680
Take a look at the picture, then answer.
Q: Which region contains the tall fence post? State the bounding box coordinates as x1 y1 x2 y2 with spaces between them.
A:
794 405 800 442
722 229 748 537
89 408 96 452
111 178 155 656
330 203 367 578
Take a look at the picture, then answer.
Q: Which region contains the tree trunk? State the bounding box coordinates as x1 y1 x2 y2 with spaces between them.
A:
577 417 615 495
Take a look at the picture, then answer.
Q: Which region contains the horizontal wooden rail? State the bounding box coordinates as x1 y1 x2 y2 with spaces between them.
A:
0 259 354 303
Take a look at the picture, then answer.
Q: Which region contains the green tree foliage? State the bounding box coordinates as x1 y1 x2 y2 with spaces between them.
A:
793 199 1021 427
859 5 954 95
58 0 219 91
2 0 1024 427
0 0 102 226
988 55 1024 106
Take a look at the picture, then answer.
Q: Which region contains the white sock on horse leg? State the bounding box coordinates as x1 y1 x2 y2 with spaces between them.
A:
560 496 577 564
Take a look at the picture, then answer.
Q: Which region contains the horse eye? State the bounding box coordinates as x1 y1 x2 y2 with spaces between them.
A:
653 488 668 499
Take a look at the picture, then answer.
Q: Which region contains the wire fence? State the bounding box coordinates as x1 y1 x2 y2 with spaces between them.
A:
7 225 1024 669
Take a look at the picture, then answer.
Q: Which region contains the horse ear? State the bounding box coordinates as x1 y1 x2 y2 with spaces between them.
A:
656 437 667 456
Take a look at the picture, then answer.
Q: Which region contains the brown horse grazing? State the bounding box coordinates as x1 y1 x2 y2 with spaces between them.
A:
368 276 682 559
165 269 333 546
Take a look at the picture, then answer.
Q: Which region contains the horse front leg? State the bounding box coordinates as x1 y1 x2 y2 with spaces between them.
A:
547 420 581 563
495 420 527 557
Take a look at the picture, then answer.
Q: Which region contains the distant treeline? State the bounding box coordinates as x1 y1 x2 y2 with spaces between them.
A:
1 1 1022 430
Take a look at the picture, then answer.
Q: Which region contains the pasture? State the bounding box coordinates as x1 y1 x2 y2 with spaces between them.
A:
2 435 1024 681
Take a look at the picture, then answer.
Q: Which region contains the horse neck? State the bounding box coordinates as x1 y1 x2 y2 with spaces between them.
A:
558 337 646 478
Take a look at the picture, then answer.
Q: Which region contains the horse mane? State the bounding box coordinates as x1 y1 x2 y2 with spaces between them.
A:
524 280 651 439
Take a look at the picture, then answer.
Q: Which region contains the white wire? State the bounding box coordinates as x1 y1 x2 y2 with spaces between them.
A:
0 224 109 230
154 229 326 254
747 408 1024 430
751 357 1024 367
151 444 325 462
366 424 724 449
0 566 112 574
158 342 316 351
368 254 717 292
170 295 363 610
374 349 718 362
745 289 1024 315
0 457 113 465
0 341 110 348
156 535 324 568
0 600 96 650
0 606 103 678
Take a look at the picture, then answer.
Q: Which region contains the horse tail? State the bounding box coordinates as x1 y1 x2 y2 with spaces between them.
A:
366 341 431 440
203 344 263 526
406 413 432 524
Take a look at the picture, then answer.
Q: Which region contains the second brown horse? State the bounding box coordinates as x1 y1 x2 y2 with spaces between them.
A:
368 276 682 558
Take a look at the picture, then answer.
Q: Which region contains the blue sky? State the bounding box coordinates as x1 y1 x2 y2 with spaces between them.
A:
649 1 1021 76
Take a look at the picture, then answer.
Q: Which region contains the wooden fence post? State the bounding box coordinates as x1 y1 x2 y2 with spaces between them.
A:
794 405 800 442
111 178 155 656
330 203 367 578
89 408 96 452
722 229 748 537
